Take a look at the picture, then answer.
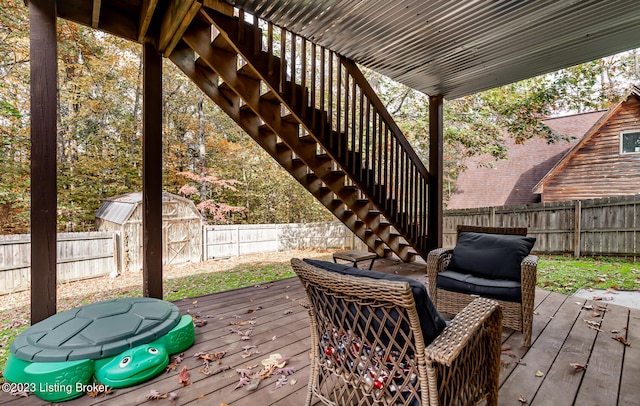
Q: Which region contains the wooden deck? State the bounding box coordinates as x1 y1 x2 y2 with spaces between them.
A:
1 258 638 405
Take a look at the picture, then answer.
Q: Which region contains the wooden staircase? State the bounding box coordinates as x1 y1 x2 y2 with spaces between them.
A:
167 5 431 261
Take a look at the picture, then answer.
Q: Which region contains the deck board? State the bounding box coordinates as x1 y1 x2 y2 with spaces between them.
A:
0 259 637 406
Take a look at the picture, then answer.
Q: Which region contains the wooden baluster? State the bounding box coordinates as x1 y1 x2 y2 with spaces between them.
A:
279 29 286 94
365 100 371 188
267 23 274 77
320 47 325 137
358 89 364 182
238 9 244 43
383 123 389 208
253 15 260 56
351 78 357 172
290 32 296 107
300 38 306 119
311 43 317 130
336 57 341 156
343 71 349 165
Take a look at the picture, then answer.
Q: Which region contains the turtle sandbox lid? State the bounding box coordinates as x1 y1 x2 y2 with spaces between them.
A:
11 297 181 362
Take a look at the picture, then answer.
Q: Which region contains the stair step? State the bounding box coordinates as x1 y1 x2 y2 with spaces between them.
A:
186 9 428 263
211 33 236 53
237 64 262 80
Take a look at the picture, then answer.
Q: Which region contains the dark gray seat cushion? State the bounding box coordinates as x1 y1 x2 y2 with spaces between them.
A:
436 270 522 302
303 258 446 345
448 231 536 281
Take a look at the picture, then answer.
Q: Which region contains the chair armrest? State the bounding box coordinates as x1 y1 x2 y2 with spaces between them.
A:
426 248 453 295
521 254 538 291
425 297 502 366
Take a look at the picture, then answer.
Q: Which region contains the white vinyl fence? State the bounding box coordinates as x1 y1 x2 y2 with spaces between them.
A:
202 221 365 260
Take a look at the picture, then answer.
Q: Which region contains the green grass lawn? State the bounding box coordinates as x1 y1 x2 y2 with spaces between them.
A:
0 255 637 374
537 255 640 295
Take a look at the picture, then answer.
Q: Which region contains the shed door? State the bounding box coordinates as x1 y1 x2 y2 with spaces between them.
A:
163 220 193 266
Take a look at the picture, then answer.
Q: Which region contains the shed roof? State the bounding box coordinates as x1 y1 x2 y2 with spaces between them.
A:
52 0 640 99
447 110 605 209
95 192 198 225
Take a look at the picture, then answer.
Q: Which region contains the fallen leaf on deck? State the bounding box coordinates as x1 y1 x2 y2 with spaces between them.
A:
166 359 180 373
276 367 297 376
501 345 512 351
246 378 261 391
592 296 614 301
230 318 256 326
612 336 631 347
230 327 254 340
234 377 251 390
518 395 528 404
146 389 168 400
236 368 255 378
283 309 293 315
178 366 190 386
275 376 287 389
535 370 544 377
86 385 112 398
194 319 208 327
584 319 603 332
196 350 227 364
247 306 263 313
570 362 587 372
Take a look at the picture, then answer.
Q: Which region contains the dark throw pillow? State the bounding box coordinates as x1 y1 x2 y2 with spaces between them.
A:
303 258 446 345
448 231 536 281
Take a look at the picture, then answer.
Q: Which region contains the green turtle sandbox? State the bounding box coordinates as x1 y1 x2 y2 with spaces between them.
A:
3 297 195 402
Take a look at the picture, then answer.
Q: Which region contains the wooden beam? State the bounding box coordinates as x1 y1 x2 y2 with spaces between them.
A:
202 0 234 15
138 0 159 42
163 1 201 57
142 42 163 299
428 95 443 250
29 0 57 324
91 0 101 28
158 0 198 53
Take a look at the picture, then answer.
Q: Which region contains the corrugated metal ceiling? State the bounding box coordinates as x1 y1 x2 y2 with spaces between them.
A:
225 0 640 99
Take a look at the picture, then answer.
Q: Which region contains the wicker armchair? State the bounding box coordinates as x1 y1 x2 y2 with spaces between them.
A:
291 258 502 406
427 225 538 347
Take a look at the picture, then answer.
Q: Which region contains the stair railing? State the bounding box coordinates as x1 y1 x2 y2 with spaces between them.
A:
210 7 431 254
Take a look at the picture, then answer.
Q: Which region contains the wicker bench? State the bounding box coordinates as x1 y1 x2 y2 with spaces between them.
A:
292 258 502 406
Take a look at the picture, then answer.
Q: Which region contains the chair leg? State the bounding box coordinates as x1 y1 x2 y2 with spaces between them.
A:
523 310 532 347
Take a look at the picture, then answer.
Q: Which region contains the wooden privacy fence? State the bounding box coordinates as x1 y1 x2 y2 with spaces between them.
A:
444 195 640 258
0 231 117 295
202 221 366 260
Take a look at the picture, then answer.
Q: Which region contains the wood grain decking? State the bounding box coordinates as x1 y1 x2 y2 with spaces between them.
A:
0 258 637 405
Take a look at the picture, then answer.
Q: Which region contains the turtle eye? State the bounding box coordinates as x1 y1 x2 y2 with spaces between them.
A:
119 356 131 368
148 347 159 355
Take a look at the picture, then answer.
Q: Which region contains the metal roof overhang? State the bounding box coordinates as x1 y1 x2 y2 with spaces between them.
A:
225 0 640 99
52 0 640 99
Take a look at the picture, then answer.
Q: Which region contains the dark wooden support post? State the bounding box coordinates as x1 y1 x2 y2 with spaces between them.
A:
142 42 163 298
30 0 58 324
428 95 444 250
